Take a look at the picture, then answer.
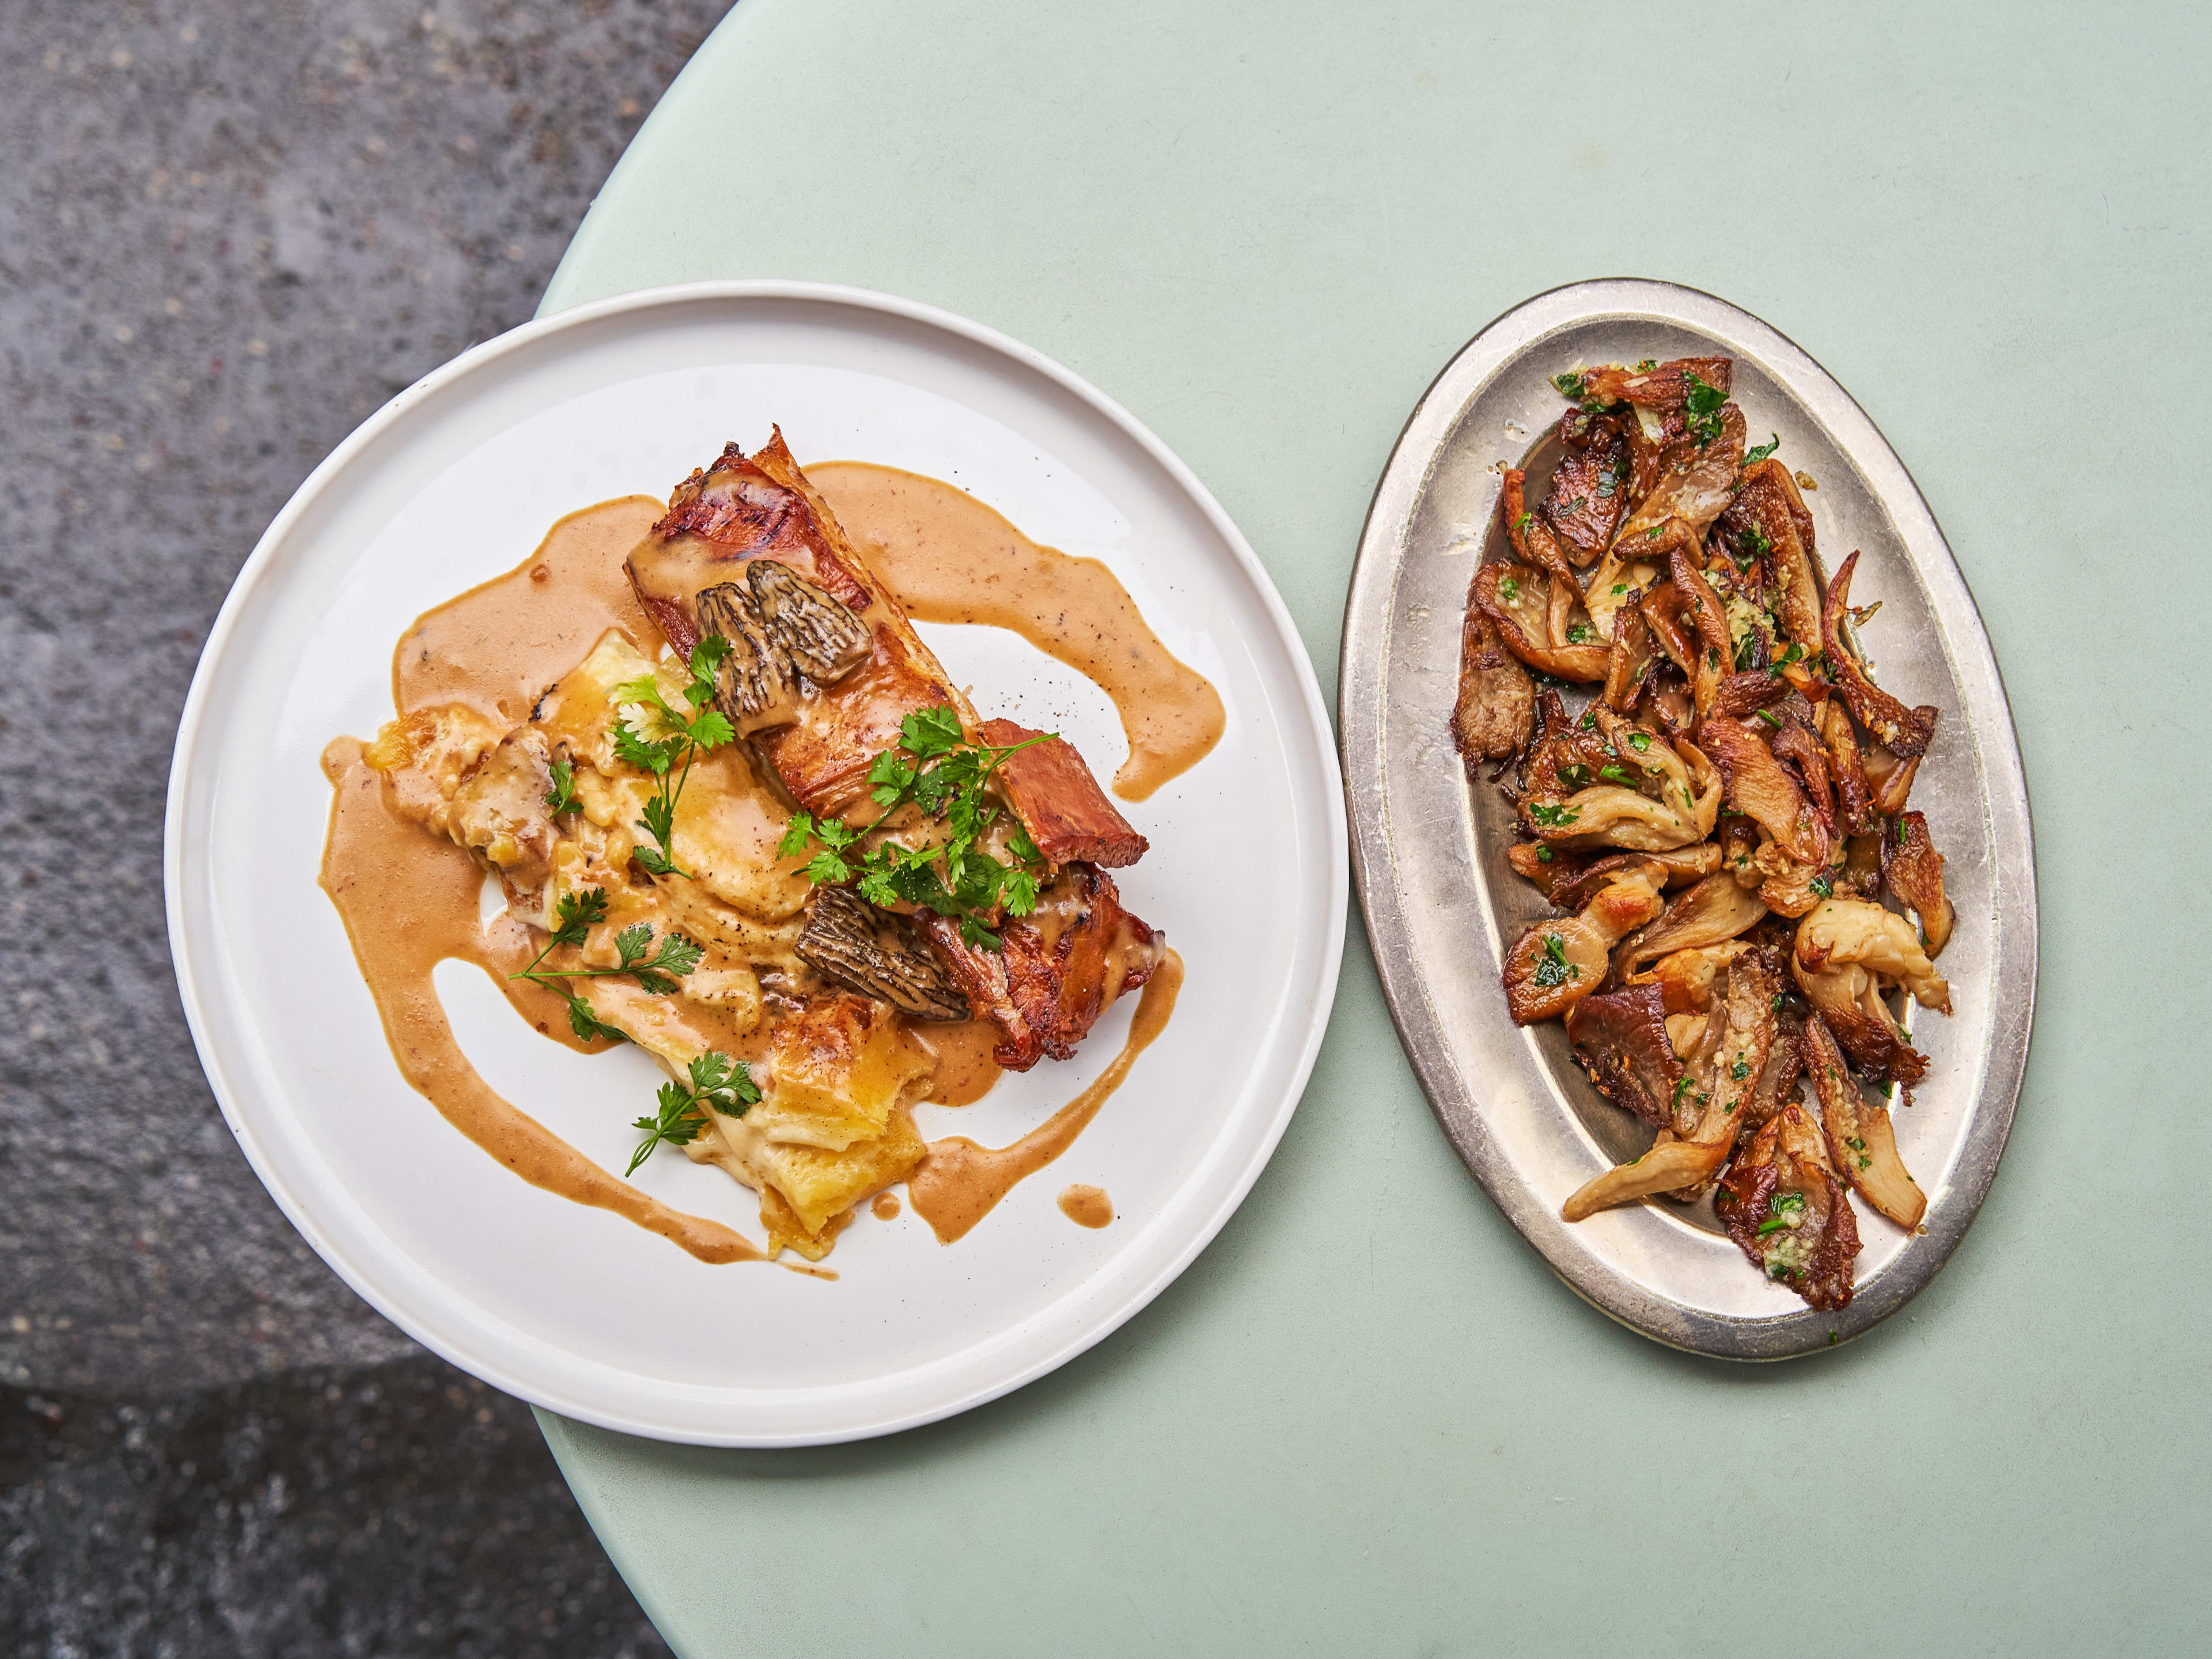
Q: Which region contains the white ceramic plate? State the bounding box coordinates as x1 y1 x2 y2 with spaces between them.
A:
166 282 1345 1445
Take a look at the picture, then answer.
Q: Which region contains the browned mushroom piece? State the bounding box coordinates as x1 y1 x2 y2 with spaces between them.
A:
1615 870 1769 978
1882 811 1955 957
1862 740 1924 817
1600 600 1654 712
1715 1100 1861 1309
1823 551 1938 757
1539 407 1634 566
1697 715 1830 869
1565 983 1681 1128
1472 561 1612 683
1502 869 1665 1025
1575 355 1733 411
1502 467 1587 595
1451 603 1535 771
1710 670 1794 721
1803 1014 1927 1230
1821 698 1877 835
1715 458 1823 651
1791 897 1946 1084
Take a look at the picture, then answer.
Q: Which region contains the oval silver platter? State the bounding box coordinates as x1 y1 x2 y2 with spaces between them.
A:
1340 279 2036 1359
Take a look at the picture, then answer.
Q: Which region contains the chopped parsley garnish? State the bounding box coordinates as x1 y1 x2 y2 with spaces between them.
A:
1597 456 1627 498
614 636 737 879
1566 622 1597 644
1529 801 1580 828
1682 370 1726 447
1535 844 1554 863
1498 574 1521 604
1809 873 1835 899
1733 632 1760 672
1767 642 1806 678
1743 433 1781 465
1600 764 1637 786
1730 1054 1751 1082
625 1052 762 1176
1634 358 1657 373
1531 933 1576 988
1552 370 1589 400
1756 707 1784 728
1627 732 1652 752
779 708 1053 950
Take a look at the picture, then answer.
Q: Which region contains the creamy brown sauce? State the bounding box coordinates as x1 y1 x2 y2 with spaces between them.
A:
394 497 665 724
1056 1185 1113 1229
327 480 1196 1266
908 951 1182 1244
910 1019 1004 1107
813 463 1225 801
319 736 763 1266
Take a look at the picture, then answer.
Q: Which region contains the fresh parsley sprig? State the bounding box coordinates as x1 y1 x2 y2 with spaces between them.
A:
779 707 1054 950
508 887 705 1043
626 1052 762 1177
613 635 736 879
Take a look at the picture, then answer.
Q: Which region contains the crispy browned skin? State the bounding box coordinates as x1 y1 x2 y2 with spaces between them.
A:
628 430 961 815
979 718 1148 869
925 865 1164 1070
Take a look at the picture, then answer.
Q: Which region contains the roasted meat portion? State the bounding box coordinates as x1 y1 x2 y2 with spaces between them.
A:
924 864 1165 1070
628 430 1164 1066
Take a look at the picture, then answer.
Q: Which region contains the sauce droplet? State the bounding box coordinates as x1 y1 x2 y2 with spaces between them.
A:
872 1191 902 1221
1056 1185 1113 1228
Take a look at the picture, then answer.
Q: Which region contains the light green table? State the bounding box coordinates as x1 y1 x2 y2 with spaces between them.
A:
535 3 2209 1652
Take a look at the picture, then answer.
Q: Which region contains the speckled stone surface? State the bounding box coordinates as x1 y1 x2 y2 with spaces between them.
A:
0 0 726 1649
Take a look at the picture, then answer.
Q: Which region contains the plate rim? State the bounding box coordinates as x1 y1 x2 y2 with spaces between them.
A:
164 278 1348 1442
1338 276 2037 1359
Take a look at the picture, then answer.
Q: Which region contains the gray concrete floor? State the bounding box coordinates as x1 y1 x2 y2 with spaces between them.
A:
1 2 731 1650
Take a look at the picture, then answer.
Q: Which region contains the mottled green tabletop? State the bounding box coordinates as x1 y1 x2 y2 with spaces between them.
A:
535 2 2207 1652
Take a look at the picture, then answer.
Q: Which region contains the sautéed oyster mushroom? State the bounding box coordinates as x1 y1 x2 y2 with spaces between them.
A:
1453 357 1956 1312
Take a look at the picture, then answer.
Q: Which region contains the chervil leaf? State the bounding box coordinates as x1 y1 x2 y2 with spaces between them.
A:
651 934 703 978
615 922 654 969
999 866 1041 916
778 813 816 859
547 887 608 950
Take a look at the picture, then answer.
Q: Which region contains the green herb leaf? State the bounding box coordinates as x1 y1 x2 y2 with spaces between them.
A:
1528 801 1579 828
1743 433 1781 465
544 759 581 816
1809 873 1835 899
1681 370 1726 448
1531 933 1574 988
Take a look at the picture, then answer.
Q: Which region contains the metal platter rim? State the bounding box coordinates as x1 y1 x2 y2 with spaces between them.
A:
1339 276 2037 1360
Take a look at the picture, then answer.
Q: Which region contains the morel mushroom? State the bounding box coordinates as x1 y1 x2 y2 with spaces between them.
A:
697 558 873 734
796 885 972 1022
